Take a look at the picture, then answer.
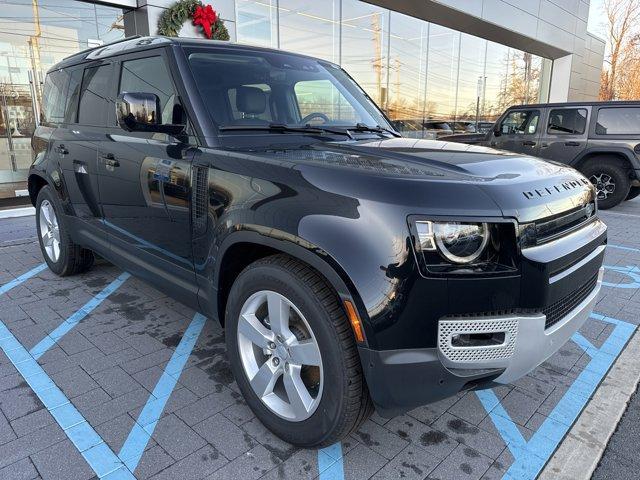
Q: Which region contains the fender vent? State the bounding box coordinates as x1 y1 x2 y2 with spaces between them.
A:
192 165 209 236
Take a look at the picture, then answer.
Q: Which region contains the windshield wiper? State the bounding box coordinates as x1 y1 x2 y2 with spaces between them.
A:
349 123 401 138
218 123 350 137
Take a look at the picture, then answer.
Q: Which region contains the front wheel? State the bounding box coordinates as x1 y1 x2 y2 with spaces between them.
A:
580 159 631 210
225 254 372 447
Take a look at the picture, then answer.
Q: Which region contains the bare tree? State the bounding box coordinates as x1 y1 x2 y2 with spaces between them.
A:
600 0 640 100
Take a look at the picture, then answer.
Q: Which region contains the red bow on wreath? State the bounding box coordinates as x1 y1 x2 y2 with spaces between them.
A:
193 4 217 39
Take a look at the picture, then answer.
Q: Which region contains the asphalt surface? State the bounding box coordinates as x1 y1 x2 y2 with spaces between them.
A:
591 197 640 480
0 197 638 480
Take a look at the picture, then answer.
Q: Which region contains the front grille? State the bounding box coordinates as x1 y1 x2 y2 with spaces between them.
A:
438 318 519 364
534 202 596 245
543 273 599 329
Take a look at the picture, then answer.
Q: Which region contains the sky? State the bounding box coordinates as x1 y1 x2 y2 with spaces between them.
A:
587 0 607 40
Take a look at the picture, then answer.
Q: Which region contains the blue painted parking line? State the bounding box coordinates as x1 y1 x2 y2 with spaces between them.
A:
608 244 640 254
318 443 345 480
602 265 640 289
0 266 206 479
118 313 206 472
30 272 131 359
477 313 636 480
0 263 46 295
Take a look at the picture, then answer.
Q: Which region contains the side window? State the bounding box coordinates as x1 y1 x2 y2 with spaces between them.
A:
41 70 68 125
596 107 640 135
64 69 83 124
119 56 178 125
499 110 540 135
294 79 359 125
78 65 112 126
547 108 587 135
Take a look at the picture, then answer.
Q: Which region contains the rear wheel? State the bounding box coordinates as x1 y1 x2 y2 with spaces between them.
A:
35 185 94 276
580 159 630 209
225 254 372 447
626 186 640 201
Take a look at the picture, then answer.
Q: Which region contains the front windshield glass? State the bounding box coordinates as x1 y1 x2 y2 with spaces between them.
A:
185 47 391 132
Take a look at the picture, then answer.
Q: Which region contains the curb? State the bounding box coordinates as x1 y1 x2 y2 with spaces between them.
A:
0 206 35 219
539 329 640 480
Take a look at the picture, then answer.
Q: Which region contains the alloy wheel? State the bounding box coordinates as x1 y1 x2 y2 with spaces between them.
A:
590 173 615 200
237 290 323 422
39 200 61 263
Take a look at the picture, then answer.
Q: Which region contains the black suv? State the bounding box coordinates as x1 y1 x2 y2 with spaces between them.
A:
442 102 640 209
29 37 606 447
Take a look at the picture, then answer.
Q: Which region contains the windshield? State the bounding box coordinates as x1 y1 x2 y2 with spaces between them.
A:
185 47 391 133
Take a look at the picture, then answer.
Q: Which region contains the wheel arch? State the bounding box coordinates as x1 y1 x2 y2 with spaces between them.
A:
213 231 368 343
28 172 49 206
572 148 638 178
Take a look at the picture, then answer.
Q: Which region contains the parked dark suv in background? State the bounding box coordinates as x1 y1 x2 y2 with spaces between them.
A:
443 102 640 209
29 36 606 447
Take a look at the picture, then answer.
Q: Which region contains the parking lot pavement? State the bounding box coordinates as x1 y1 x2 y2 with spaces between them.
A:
0 199 638 480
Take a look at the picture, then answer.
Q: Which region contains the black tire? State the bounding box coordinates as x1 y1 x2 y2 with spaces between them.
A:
626 186 640 201
35 185 94 276
580 159 631 210
225 254 373 447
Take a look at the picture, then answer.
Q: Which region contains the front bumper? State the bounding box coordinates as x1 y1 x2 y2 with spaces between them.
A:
361 268 602 417
438 266 603 384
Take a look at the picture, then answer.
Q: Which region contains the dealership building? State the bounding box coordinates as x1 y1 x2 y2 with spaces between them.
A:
0 0 605 199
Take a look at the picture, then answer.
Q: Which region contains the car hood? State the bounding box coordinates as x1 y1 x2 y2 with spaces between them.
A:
273 137 595 223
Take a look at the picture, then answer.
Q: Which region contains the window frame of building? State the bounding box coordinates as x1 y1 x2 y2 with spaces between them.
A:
547 108 588 135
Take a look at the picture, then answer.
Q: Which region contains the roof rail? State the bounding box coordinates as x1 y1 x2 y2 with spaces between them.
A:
63 35 143 61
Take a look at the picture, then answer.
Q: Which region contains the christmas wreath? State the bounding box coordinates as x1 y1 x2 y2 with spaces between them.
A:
157 0 230 40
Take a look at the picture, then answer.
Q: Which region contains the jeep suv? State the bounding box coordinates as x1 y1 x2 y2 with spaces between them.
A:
29 37 606 447
442 102 640 209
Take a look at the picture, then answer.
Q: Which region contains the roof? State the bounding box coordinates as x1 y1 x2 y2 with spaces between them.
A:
507 100 640 108
51 35 329 72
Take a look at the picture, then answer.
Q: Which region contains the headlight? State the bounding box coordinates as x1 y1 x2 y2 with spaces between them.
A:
416 221 490 264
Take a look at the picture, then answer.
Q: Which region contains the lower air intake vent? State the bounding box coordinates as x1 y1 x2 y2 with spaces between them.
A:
192 166 209 237
438 318 519 364
544 272 599 329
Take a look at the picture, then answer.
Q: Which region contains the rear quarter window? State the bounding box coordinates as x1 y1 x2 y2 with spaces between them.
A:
41 70 69 125
596 107 640 135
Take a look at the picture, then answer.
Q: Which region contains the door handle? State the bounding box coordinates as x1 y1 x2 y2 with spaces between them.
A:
564 141 580 147
522 140 537 146
56 145 69 155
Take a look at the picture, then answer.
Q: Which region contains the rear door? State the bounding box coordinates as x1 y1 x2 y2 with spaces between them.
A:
50 64 107 246
537 107 589 165
490 109 541 155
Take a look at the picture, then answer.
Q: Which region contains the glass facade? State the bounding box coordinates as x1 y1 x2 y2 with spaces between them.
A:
236 0 547 138
0 0 548 197
0 0 126 196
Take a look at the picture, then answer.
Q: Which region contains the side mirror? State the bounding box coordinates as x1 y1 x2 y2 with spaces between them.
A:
116 92 185 136
493 124 502 137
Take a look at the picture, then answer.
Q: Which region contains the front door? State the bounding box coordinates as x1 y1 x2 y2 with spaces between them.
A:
491 109 541 155
537 107 589 165
96 52 197 305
